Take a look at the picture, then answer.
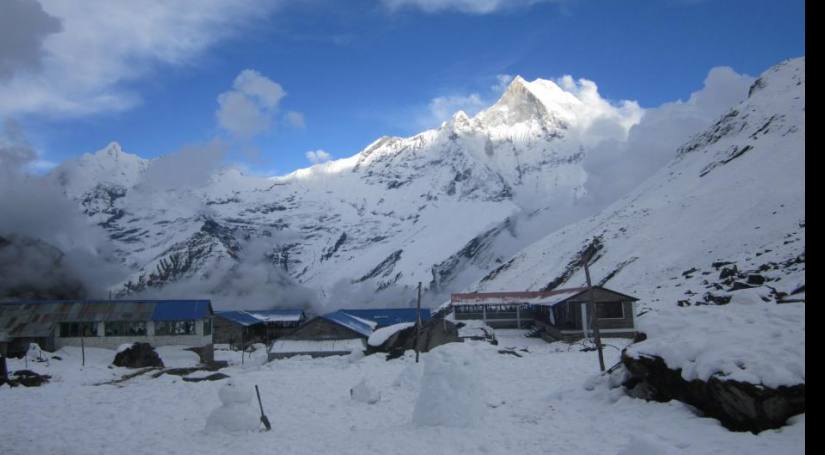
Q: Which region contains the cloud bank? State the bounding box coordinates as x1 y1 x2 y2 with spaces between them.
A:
581 66 754 207
381 0 559 14
306 149 332 164
216 69 302 142
0 0 282 118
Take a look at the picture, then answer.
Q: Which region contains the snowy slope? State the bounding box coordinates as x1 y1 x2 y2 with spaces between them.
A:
469 58 805 386
49 75 639 308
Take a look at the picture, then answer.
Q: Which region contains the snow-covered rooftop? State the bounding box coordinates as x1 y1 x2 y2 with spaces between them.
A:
451 288 587 307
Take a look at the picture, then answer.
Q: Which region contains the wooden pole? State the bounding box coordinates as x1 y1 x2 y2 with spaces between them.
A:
583 253 605 372
81 336 85 368
415 282 422 363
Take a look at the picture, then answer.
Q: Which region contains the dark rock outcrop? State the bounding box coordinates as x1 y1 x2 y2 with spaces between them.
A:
1 369 51 387
113 343 164 368
622 352 804 433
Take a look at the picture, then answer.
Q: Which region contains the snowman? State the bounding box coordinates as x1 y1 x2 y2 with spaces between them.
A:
205 379 262 433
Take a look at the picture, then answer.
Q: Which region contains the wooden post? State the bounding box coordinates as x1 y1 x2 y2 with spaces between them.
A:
0 354 7 382
415 282 422 363
81 336 85 368
582 248 605 372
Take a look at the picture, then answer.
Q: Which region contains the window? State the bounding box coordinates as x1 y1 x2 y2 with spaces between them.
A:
105 321 147 337
155 320 195 336
203 318 212 336
59 322 98 338
596 302 624 319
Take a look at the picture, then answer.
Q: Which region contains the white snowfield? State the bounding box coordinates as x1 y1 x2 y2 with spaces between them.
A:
0 337 804 455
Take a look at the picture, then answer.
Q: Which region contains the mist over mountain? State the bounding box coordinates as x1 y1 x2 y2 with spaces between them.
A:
0 58 801 317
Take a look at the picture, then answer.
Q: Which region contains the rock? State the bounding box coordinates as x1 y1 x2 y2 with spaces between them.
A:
719 265 739 280
622 353 804 433
6 369 51 387
183 373 230 382
729 281 756 291
113 343 164 368
747 274 766 285
703 292 732 305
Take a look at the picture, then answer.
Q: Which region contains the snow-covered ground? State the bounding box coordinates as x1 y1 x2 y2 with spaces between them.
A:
0 335 804 455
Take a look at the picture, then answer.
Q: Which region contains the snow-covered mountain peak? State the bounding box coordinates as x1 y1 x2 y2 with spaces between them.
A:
474 75 572 132
54 142 148 198
748 57 804 98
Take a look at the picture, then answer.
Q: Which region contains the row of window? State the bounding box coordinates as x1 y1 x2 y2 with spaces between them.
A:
59 320 211 338
456 302 626 319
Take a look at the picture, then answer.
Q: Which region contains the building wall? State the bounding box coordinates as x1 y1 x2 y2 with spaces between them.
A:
287 318 364 341
453 306 534 329
54 318 213 351
213 318 246 345
453 295 636 338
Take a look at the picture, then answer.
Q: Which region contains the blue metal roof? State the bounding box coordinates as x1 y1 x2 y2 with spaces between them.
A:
341 308 431 327
215 310 262 327
321 310 375 337
149 300 212 321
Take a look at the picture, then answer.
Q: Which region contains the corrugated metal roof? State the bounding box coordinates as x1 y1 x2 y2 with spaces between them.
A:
0 300 212 338
150 300 212 321
450 286 639 307
215 309 305 326
215 311 262 327
248 309 305 323
451 288 587 304
321 311 375 337
340 308 431 327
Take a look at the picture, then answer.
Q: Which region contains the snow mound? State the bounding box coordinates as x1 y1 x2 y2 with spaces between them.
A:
206 380 261 433
616 435 672 455
350 378 381 404
155 346 200 368
412 344 486 427
368 322 414 347
392 362 423 389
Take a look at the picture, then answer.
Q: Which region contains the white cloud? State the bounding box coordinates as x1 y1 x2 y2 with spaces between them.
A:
552 75 644 145
427 93 486 125
491 74 514 93
581 66 754 207
0 0 282 118
306 149 332 164
216 69 286 139
285 111 306 129
380 0 556 14
0 0 62 81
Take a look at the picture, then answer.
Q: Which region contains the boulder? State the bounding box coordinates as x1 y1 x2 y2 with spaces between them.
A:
622 353 804 433
113 343 164 368
2 369 51 387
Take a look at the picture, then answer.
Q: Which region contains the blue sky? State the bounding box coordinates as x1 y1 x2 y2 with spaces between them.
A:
2 0 805 175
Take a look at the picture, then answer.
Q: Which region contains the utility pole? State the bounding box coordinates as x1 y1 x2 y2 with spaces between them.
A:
582 244 605 372
415 282 422 363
